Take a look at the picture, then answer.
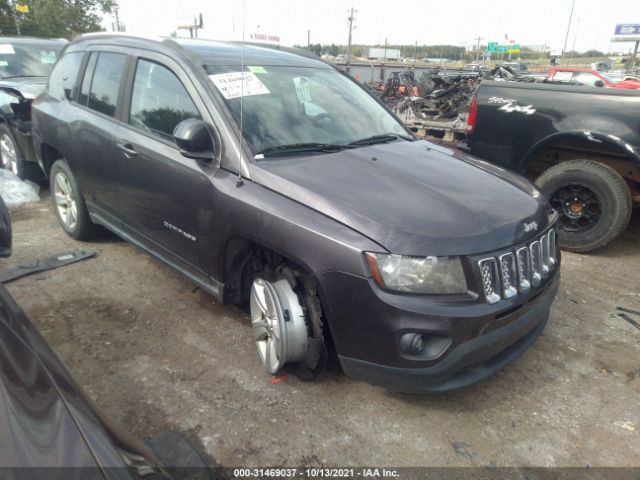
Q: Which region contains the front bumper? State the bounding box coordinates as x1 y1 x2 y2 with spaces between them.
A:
317 268 559 393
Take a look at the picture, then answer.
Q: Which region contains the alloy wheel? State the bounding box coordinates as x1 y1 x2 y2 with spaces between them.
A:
250 277 308 374
0 134 18 176
53 171 78 230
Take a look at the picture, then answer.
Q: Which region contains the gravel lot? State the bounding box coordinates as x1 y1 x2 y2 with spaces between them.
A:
2 193 639 469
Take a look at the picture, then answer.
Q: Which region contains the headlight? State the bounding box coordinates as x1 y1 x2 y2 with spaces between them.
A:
365 253 467 294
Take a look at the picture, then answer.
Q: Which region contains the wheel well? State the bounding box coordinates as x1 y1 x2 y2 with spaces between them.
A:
223 237 338 366
40 143 63 178
527 136 640 203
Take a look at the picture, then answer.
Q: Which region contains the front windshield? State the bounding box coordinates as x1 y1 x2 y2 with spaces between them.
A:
0 42 63 79
205 65 409 154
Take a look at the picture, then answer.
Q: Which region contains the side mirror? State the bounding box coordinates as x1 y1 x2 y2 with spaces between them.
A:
0 196 11 258
594 80 605 88
173 118 215 161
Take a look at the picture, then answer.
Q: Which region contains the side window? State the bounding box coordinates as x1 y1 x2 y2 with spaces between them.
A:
48 51 82 101
129 59 201 142
86 52 127 117
574 72 599 86
79 52 97 106
552 71 573 82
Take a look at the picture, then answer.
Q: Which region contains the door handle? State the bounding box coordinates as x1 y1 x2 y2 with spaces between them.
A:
116 142 138 157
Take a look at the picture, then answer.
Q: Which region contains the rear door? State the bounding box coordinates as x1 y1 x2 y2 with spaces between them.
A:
113 50 217 276
71 47 131 220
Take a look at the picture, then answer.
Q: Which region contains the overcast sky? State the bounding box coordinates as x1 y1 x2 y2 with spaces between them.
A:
106 0 639 54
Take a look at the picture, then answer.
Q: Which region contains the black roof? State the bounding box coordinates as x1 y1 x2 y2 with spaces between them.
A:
72 34 328 68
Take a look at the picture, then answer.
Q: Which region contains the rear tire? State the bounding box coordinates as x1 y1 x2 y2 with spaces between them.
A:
50 159 98 240
535 159 632 253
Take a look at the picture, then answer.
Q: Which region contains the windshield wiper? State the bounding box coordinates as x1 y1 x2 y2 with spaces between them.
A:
256 143 349 157
348 133 412 146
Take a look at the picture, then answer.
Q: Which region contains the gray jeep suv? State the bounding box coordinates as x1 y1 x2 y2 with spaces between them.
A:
31 35 560 392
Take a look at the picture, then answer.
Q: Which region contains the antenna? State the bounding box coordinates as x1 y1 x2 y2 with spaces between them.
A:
237 0 246 186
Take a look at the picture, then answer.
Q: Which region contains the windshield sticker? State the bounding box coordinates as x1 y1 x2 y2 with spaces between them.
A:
0 61 7 67
0 44 15 55
40 51 57 64
293 77 312 103
248 65 267 74
209 72 270 100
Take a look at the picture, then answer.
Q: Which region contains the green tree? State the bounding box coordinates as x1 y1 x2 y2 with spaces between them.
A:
0 0 113 38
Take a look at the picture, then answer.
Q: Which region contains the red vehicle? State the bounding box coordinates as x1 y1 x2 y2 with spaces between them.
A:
546 67 640 89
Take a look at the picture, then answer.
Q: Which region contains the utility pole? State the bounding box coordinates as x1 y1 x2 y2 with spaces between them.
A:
307 29 310 48
561 0 576 65
114 6 121 32
629 40 639 73
9 0 21 36
413 41 417 67
346 7 356 66
474 36 483 62
383 37 388 64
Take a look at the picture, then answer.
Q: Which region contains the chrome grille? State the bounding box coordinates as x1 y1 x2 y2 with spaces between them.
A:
499 253 517 299
515 247 531 293
478 229 557 304
529 240 542 286
479 258 501 305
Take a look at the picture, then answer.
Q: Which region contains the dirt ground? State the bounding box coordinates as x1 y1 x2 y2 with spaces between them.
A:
2 192 640 469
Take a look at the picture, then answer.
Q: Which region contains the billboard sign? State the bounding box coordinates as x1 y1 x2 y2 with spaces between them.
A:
613 24 640 42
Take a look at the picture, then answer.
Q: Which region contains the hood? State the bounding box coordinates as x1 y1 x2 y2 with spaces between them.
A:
250 140 550 256
0 77 47 99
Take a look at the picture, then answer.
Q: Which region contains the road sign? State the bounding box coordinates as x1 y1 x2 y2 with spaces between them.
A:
15 4 29 13
613 24 640 42
487 43 521 53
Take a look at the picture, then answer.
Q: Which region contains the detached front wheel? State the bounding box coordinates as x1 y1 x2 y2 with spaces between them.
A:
249 267 327 378
535 159 632 253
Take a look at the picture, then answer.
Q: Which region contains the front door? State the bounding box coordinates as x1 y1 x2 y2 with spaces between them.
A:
114 52 217 276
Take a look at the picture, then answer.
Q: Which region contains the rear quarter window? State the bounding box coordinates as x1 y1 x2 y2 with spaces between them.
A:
48 51 82 101
84 52 127 118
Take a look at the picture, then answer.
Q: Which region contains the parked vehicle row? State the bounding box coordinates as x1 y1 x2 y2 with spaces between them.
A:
26 34 561 393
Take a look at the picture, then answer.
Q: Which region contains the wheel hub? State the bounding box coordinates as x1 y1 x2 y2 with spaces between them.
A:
551 185 601 233
250 277 308 374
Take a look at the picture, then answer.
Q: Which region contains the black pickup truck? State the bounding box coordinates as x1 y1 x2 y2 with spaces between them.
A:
466 81 640 252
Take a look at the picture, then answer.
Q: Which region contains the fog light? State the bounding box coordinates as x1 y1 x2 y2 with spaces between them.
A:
400 333 426 355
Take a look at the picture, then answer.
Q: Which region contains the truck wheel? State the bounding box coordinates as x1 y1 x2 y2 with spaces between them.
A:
0 124 24 179
535 159 632 253
50 159 98 240
249 266 326 379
